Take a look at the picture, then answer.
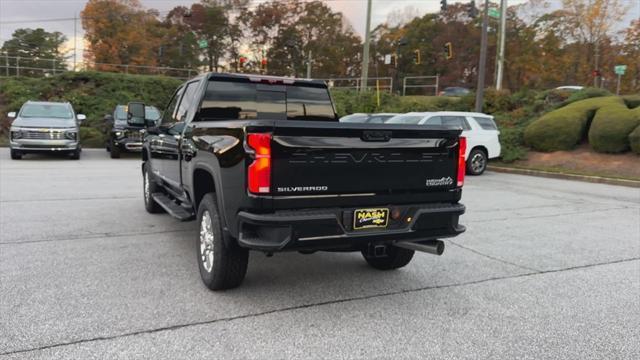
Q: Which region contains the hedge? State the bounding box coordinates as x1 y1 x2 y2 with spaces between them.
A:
523 96 622 152
629 125 640 155
588 104 640 153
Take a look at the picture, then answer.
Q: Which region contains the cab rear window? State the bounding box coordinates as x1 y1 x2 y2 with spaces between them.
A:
198 80 337 121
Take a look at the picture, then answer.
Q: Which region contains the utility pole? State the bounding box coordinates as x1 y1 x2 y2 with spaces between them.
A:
306 50 312 78
73 14 77 72
475 0 490 112
593 43 600 87
360 0 372 92
495 0 507 90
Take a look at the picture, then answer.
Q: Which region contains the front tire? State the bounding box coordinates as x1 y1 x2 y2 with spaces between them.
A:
69 149 81 160
466 148 487 175
142 162 163 213
197 193 249 290
361 246 414 270
10 149 22 160
110 142 121 158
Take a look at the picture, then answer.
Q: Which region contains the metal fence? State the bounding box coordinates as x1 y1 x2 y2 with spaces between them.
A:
318 77 394 93
0 54 198 79
402 75 440 96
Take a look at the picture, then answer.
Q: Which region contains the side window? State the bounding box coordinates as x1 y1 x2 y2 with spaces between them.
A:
160 87 184 127
175 81 200 123
474 117 498 130
423 116 442 125
442 116 470 130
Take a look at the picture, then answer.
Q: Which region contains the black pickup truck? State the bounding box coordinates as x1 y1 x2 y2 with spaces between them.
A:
130 73 466 290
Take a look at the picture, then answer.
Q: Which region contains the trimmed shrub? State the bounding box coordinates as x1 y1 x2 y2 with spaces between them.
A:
629 125 640 154
523 96 622 152
622 95 640 109
589 104 640 153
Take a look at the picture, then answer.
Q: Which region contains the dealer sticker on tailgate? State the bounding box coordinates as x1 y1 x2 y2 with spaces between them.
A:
353 208 389 230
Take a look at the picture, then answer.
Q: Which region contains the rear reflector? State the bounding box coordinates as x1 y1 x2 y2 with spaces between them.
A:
457 137 466 187
247 133 272 194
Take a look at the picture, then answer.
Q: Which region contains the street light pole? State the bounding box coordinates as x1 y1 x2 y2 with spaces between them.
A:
73 14 77 72
495 0 507 90
360 0 372 92
475 0 490 112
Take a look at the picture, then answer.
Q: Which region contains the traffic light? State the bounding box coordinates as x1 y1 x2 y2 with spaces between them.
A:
444 42 453 60
261 49 267 70
413 49 421 65
440 0 447 11
238 55 247 70
468 0 478 17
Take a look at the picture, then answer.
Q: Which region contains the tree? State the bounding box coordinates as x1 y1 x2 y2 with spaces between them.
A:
241 0 361 78
81 0 161 72
1 28 67 76
618 20 640 93
561 0 629 86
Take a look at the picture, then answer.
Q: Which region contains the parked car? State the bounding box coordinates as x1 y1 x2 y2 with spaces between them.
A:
104 105 161 158
339 113 398 124
386 111 500 175
7 101 85 160
554 86 584 92
438 87 471 97
131 72 467 290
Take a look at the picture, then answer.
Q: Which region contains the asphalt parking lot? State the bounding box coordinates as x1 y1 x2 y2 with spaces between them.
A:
0 148 638 359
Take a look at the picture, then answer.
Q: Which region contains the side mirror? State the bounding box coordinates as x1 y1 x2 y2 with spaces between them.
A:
77 114 86 122
127 102 146 126
7 112 16 118
104 114 113 122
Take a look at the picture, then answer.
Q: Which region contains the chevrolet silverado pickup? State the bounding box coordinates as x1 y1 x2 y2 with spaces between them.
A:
132 73 466 290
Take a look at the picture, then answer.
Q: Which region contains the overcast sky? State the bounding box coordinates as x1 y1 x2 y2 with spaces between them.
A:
1 0 638 58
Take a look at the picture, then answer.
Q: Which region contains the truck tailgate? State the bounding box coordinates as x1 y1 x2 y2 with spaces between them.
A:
266 123 462 196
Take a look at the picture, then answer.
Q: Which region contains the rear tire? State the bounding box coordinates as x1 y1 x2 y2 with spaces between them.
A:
361 245 414 270
10 149 22 160
142 162 163 214
197 193 249 290
466 148 487 175
110 142 121 158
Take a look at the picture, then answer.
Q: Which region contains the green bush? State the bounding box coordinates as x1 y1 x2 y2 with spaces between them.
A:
498 126 528 162
561 87 612 106
523 96 622 152
629 125 640 154
622 94 640 109
79 127 106 148
588 104 640 153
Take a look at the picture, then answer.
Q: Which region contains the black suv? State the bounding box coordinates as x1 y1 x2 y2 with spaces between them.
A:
104 105 160 158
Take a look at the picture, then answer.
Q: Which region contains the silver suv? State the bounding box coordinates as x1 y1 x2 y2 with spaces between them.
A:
8 101 85 160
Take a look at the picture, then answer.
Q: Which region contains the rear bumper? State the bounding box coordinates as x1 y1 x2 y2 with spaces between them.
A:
236 202 465 252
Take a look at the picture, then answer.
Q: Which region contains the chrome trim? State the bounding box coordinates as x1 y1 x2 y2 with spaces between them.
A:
273 136 448 149
271 192 376 199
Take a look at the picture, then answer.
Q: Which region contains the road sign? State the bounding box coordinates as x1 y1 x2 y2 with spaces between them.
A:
614 65 627 75
384 54 392 65
488 8 500 18
198 39 208 49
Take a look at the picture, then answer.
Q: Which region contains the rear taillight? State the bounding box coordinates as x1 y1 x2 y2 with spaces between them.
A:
247 133 272 194
457 137 466 187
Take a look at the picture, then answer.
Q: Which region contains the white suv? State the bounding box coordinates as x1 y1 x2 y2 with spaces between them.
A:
386 111 501 175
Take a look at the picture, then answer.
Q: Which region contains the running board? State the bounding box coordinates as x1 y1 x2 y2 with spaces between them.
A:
151 193 195 221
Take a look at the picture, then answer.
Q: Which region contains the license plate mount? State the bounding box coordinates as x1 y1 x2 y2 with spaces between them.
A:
353 208 389 230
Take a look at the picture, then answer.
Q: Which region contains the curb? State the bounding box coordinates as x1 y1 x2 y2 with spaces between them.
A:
487 165 640 188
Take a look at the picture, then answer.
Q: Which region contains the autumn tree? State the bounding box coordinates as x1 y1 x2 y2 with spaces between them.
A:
241 0 361 78
560 0 629 86
81 0 161 72
1 28 67 76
